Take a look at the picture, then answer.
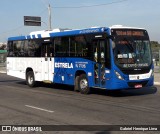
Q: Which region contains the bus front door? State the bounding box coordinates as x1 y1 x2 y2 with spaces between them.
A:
93 40 106 88
41 43 54 82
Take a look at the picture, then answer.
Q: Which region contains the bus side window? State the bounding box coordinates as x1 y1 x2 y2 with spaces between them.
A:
27 40 41 57
70 37 77 57
61 37 69 56
75 35 87 57
13 41 21 57
34 39 41 57
54 37 61 57
7 41 14 57
54 37 69 57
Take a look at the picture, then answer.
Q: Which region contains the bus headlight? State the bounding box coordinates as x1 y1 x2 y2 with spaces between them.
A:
151 69 154 77
115 71 124 80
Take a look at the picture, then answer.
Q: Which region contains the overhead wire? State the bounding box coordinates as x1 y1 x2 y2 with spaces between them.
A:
0 0 128 42
51 0 128 9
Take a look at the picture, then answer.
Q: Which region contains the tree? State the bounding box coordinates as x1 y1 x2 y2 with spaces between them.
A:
0 44 7 50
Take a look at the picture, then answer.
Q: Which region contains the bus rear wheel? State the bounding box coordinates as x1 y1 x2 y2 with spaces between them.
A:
26 71 36 87
77 74 90 94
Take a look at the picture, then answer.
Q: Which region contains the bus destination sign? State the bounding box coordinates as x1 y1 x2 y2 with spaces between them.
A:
115 30 144 36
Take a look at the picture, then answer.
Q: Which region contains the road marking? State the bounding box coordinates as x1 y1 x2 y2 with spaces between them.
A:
25 105 54 113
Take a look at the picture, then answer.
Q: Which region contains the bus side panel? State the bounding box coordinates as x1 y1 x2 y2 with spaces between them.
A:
53 58 94 86
7 57 43 81
7 57 26 79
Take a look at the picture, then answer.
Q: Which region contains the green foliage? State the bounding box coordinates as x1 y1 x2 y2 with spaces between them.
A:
151 41 160 52
0 44 7 50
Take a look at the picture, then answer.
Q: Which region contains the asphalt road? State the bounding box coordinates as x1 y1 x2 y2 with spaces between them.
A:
0 73 160 134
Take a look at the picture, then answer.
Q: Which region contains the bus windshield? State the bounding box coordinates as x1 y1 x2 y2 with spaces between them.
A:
112 29 152 69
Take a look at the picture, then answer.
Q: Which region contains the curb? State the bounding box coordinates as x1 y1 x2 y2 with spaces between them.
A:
154 82 160 86
0 71 6 74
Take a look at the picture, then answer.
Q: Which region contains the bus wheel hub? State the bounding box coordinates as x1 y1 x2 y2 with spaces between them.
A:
80 79 88 90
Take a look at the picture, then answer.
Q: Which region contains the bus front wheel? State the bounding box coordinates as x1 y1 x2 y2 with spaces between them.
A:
77 74 90 94
26 71 36 87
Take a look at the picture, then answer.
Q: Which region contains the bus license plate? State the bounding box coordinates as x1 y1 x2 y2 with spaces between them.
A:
135 84 142 88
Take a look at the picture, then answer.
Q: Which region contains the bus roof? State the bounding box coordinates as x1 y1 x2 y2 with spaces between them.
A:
110 25 145 30
8 25 147 41
8 27 110 41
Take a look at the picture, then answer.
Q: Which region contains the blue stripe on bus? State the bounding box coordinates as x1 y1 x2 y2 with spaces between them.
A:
8 27 109 41
8 36 26 41
32 35 36 39
37 34 41 38
49 27 108 37
26 35 31 39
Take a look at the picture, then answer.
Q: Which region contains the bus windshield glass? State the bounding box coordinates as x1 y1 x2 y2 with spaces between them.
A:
111 29 152 69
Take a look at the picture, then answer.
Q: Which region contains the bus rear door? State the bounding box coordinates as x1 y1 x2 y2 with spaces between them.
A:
41 42 54 82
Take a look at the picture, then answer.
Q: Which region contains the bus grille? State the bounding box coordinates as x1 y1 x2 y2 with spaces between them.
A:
127 81 149 88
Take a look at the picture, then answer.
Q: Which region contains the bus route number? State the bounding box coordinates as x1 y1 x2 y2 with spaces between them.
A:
75 63 86 68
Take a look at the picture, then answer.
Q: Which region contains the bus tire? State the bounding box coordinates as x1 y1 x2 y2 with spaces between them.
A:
74 76 80 92
26 71 36 87
78 74 90 94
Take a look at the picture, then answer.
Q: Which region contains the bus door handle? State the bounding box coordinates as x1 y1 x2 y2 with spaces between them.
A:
45 53 48 61
50 53 52 61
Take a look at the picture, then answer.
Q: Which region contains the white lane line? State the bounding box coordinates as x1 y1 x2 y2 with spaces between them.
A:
25 105 54 113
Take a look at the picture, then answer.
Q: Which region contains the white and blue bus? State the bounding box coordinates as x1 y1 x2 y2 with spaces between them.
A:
7 25 154 94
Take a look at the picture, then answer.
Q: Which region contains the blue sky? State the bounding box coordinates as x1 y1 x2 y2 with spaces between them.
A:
0 0 160 42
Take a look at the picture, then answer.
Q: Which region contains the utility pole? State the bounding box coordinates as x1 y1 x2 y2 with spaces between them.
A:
48 4 52 30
